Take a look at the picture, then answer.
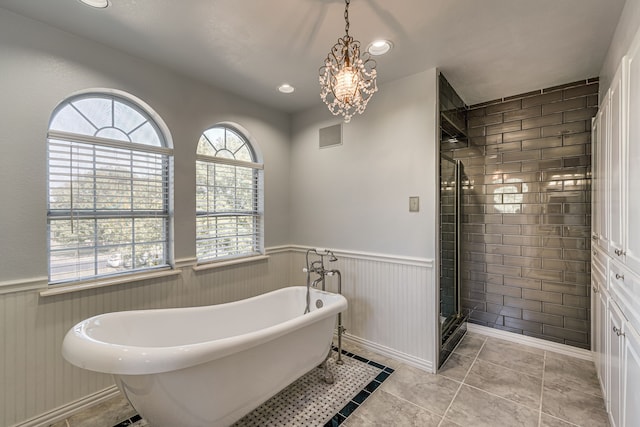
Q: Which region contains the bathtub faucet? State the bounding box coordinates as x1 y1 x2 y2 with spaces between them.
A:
303 248 345 365
304 248 338 313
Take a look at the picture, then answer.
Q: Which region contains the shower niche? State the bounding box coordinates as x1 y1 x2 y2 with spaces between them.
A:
438 73 468 368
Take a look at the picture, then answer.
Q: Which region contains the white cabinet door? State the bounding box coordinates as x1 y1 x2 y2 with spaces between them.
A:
625 36 640 273
598 286 609 399
608 301 626 427
599 290 609 392
599 93 611 254
592 117 601 246
592 261 607 392
609 63 626 261
623 325 640 427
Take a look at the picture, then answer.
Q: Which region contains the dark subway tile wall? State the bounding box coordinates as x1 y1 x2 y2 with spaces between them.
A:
442 79 597 349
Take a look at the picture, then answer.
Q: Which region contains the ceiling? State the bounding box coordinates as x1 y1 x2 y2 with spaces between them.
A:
0 0 626 113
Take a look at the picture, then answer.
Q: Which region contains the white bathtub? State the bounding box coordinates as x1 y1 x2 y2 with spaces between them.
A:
62 286 347 427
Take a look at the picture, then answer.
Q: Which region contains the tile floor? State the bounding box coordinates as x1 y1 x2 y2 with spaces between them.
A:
344 333 609 427
51 332 610 427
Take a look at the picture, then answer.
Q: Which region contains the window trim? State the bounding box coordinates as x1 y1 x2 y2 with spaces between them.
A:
40 267 181 297
195 153 263 170
49 130 173 156
51 87 174 149
195 124 264 264
46 89 174 285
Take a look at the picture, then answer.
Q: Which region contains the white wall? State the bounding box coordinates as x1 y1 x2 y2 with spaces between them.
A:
0 8 293 426
0 6 441 424
600 0 640 95
0 8 291 284
290 69 439 259
289 69 440 368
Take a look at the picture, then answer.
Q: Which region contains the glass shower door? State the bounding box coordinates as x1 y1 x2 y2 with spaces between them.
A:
440 154 458 334
439 154 465 368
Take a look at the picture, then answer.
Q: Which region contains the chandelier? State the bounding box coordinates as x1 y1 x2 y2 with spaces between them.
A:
319 0 377 123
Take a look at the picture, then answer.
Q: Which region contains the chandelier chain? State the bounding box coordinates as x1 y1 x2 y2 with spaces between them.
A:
344 0 350 36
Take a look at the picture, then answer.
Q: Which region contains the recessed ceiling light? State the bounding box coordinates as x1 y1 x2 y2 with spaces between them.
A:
367 40 393 56
278 84 295 94
79 0 109 8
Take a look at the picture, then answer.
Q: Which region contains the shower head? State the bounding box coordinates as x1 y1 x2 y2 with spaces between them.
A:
328 252 338 262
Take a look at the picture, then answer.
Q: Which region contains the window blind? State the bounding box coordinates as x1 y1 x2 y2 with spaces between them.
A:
47 135 170 283
195 157 263 262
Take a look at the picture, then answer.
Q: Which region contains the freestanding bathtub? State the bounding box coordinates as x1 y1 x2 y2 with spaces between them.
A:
62 286 347 427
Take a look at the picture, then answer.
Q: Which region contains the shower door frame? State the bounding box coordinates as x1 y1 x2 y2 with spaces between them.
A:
437 153 465 369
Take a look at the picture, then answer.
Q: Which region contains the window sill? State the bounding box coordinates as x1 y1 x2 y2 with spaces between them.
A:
192 254 270 271
40 268 182 297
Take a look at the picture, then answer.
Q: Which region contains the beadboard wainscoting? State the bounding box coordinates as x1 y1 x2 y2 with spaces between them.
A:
2 249 292 427
289 247 437 372
3 247 435 426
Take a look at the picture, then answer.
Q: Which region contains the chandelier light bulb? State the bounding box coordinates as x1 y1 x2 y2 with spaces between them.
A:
334 66 359 104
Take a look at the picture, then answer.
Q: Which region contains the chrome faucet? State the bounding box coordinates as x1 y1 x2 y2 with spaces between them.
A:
303 248 345 365
304 249 337 314
310 276 324 289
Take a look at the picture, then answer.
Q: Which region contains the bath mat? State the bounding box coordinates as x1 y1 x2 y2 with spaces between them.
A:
115 347 394 427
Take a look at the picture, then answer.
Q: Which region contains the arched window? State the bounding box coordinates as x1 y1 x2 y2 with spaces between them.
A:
196 125 263 262
47 91 173 284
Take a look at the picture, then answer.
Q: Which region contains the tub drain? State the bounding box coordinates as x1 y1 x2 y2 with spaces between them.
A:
315 299 324 309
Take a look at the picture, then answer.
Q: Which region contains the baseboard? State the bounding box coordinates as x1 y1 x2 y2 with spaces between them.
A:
467 324 593 361
11 385 119 427
341 333 435 373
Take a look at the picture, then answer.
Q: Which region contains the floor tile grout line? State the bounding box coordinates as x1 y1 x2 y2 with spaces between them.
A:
436 335 487 427
541 355 605 399
441 340 598 427
377 389 451 422
460 382 543 413
453 337 546 413
443 340 549 414
473 351 545 380
537 355 602 427
445 346 594 426
541 413 583 427
538 351 547 427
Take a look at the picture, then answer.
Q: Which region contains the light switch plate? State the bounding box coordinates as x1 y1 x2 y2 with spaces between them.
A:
409 196 419 212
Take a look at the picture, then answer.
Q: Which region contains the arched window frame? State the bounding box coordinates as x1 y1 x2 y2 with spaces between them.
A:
195 124 264 263
46 89 173 285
